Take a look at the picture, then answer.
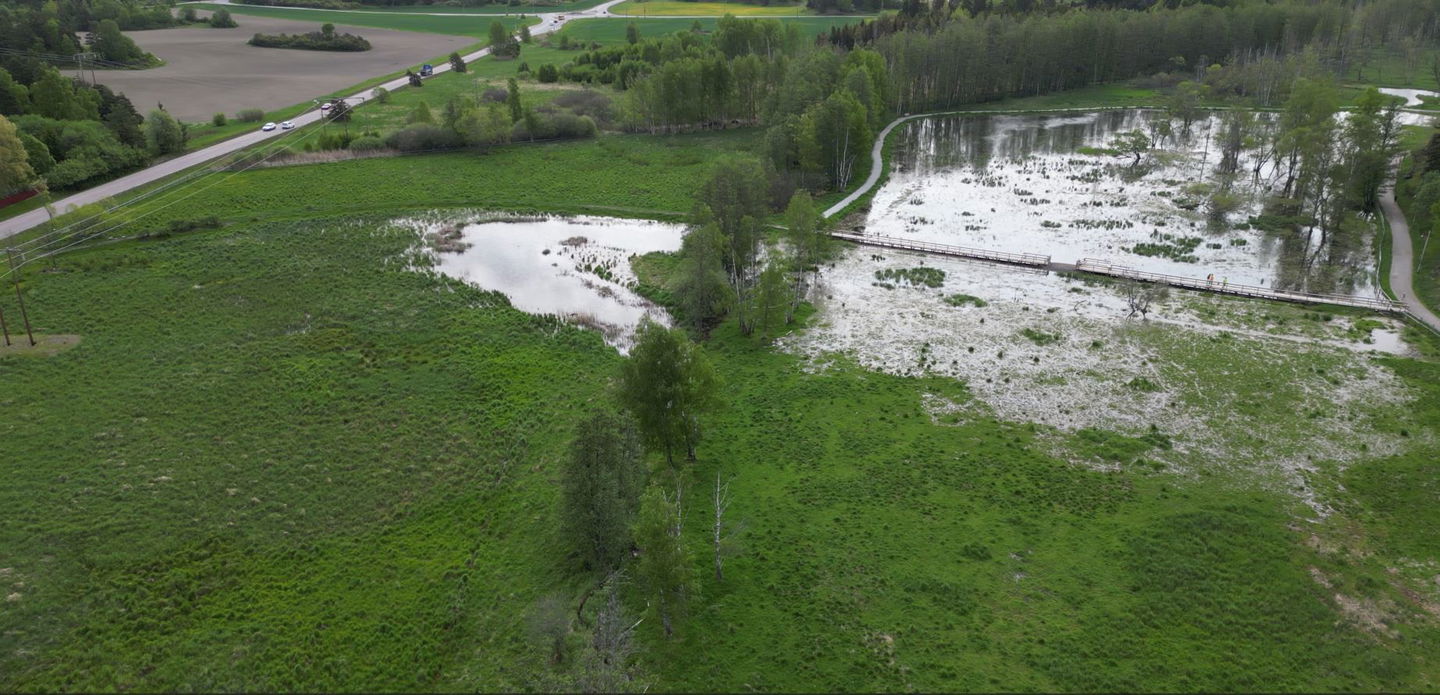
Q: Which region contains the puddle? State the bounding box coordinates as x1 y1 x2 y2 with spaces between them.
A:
417 215 684 351
862 110 1384 298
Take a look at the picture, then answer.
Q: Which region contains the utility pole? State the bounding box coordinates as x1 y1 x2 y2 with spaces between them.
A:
73 52 97 85
7 249 35 347
0 302 10 347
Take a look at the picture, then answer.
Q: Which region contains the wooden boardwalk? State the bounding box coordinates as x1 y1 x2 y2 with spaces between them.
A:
1074 258 1407 313
829 232 1051 268
827 232 1406 314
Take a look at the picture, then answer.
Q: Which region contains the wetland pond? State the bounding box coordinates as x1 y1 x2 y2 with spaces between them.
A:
420 215 684 351
864 109 1384 297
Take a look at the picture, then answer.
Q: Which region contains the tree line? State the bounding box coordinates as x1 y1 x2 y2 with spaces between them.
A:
0 52 188 195
531 312 726 689
531 17 894 194
822 0 1439 113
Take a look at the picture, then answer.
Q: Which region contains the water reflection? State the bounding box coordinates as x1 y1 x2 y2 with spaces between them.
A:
426 216 684 351
865 109 1380 297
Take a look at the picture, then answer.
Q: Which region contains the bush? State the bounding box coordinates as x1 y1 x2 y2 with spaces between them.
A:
537 64 559 83
348 135 387 151
371 87 390 104
249 28 371 51
209 8 238 28
480 87 508 103
165 216 222 234
211 113 227 127
385 125 462 152
551 90 614 127
236 108 265 123
509 112 596 142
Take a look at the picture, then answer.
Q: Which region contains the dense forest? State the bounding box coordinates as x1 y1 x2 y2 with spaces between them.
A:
825 0 1439 110
1 0 180 58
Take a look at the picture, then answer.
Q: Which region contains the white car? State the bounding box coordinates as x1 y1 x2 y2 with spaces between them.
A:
261 122 277 132
320 102 332 111
280 121 295 130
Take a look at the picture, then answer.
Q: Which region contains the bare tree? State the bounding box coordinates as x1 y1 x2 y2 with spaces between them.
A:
711 472 746 581
573 572 645 693
1124 280 1165 319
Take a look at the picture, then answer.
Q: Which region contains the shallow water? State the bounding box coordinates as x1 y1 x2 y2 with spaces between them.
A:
427 216 684 350
1378 87 1438 108
864 110 1382 298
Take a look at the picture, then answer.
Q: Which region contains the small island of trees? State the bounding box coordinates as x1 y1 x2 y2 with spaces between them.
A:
249 23 371 51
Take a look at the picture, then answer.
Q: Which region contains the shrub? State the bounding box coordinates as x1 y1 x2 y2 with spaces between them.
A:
236 108 265 123
385 125 462 152
1020 328 1062 346
209 8 238 28
509 112 596 141
249 28 371 51
372 87 390 104
164 216 222 234
944 294 987 307
537 64 559 83
211 113 226 127
348 135 387 151
551 90 614 127
480 87 508 103
874 267 945 288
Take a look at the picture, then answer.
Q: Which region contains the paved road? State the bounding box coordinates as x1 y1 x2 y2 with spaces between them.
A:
1379 173 1440 332
0 0 628 243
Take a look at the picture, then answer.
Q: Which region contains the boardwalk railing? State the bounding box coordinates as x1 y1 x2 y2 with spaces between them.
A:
1074 258 1406 313
830 232 1052 268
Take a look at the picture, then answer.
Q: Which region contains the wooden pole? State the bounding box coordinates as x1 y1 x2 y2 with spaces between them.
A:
0 302 11 347
7 249 35 347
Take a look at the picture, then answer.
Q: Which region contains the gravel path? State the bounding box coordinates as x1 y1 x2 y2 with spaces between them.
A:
1380 169 1440 332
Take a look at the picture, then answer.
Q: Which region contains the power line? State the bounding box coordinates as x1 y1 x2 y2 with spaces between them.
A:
3 110 348 276
9 116 325 256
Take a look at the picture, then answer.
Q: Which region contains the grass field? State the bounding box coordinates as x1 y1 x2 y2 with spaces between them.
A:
190 2 539 37
1352 47 1440 91
612 0 818 15
5 85 1440 691
10 128 764 246
2 195 1439 689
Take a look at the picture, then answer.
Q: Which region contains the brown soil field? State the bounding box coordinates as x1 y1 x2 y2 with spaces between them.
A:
93 17 473 122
